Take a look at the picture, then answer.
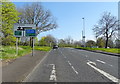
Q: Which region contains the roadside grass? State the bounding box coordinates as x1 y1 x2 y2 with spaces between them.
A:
76 47 120 54
34 46 52 51
1 46 52 60
1 46 31 59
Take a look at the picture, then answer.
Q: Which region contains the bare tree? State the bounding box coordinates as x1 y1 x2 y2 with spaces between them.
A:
93 12 119 48
18 3 57 33
17 3 57 46
65 36 73 45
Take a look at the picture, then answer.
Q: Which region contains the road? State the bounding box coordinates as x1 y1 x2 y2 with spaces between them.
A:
24 48 120 83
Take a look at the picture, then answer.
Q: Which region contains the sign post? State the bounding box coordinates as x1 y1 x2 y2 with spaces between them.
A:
14 24 36 56
16 37 18 56
32 37 34 56
25 29 36 56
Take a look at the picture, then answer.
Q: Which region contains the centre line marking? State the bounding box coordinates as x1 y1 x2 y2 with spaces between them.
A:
87 60 120 83
96 59 106 64
68 61 72 66
60 50 78 75
71 66 78 75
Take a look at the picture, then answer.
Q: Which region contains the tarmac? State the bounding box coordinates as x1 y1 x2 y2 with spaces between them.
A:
2 48 119 83
2 50 47 82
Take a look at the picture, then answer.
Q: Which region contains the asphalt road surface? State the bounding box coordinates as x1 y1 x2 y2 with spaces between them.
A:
24 48 120 83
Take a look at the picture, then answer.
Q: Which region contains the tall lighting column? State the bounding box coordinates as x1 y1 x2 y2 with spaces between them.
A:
82 17 86 47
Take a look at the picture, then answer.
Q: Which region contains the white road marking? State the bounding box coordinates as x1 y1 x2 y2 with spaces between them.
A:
23 50 51 82
67 60 78 75
71 66 79 75
50 75 57 81
87 60 120 83
108 64 113 67
60 49 79 75
87 60 96 66
96 59 113 67
96 59 106 64
49 64 57 81
60 51 67 59
68 61 71 66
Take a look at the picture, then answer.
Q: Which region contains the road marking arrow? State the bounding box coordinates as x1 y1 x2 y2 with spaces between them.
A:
87 60 120 83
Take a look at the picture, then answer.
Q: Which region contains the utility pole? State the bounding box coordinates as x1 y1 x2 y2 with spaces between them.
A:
82 18 86 47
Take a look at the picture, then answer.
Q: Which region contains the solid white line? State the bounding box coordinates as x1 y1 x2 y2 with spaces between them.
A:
87 60 120 83
96 59 106 64
23 50 51 82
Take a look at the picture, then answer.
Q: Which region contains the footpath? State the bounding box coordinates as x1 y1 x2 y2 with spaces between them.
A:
2 50 47 82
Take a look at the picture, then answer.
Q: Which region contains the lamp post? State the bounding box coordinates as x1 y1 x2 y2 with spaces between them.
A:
82 18 86 47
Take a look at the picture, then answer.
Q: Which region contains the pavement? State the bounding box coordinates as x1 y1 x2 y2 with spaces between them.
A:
24 48 120 83
2 50 47 82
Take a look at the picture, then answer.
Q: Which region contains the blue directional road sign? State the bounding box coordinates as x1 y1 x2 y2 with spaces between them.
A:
25 29 36 37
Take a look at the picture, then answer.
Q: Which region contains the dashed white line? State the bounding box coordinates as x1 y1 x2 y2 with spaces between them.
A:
108 64 113 67
96 59 106 64
67 61 71 66
60 50 78 75
87 60 120 83
96 59 113 67
71 66 79 75
67 60 78 75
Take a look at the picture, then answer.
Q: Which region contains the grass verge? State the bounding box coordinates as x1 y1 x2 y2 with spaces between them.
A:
1 46 52 60
76 47 120 54
34 46 51 51
1 46 31 59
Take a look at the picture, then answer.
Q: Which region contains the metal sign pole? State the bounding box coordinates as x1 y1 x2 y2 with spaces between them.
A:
32 37 34 56
16 37 18 56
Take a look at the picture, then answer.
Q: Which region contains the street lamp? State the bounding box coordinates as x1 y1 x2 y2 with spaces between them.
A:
82 17 86 47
